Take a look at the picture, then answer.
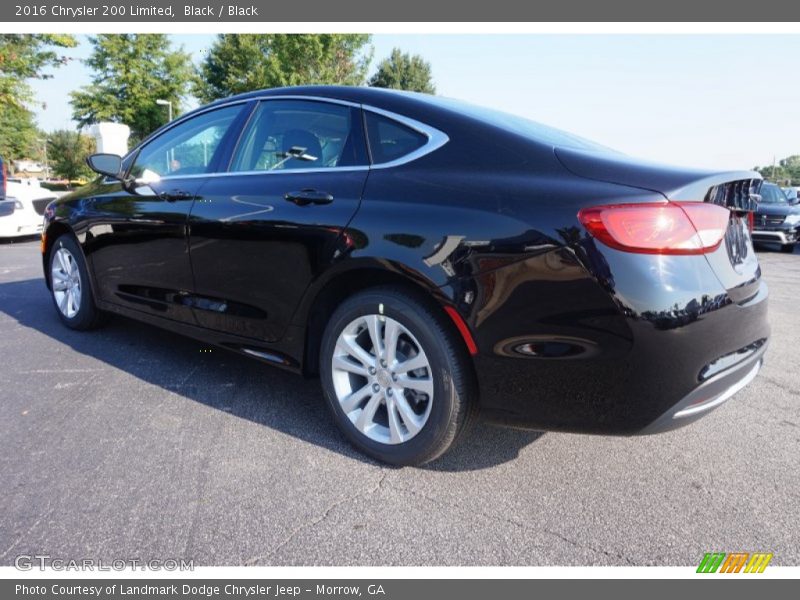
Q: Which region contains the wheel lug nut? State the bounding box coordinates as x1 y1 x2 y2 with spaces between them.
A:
380 359 387 368
372 383 380 392
387 388 393 396
368 367 376 375
392 373 397 381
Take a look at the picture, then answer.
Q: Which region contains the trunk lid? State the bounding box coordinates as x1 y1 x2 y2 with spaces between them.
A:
555 146 760 204
556 146 763 303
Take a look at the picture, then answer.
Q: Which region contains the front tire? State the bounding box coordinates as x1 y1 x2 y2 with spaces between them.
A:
320 286 476 466
48 234 107 330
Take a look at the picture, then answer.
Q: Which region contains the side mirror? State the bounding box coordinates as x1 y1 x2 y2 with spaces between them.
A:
86 153 123 179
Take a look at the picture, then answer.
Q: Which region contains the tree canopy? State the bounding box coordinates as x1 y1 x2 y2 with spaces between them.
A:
46 129 95 181
0 34 76 162
754 155 800 186
70 34 194 143
0 34 76 107
195 34 373 103
368 48 436 94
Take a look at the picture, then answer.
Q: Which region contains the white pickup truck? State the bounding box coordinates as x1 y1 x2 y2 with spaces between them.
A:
0 177 58 239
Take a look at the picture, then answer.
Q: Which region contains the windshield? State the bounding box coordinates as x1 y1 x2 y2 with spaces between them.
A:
759 184 788 204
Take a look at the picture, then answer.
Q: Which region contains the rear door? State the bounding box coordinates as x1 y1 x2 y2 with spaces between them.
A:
188 98 369 341
86 103 247 323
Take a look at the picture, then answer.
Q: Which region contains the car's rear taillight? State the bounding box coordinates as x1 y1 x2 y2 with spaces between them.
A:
577 202 731 255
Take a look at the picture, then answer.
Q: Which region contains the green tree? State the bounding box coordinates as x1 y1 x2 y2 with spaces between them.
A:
368 48 436 94
0 105 40 166
195 34 373 103
70 35 194 144
754 155 800 185
46 130 95 181
0 34 76 162
0 34 76 107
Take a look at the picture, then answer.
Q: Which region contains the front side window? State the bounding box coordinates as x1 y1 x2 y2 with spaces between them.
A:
130 104 243 180
364 112 429 165
230 100 367 172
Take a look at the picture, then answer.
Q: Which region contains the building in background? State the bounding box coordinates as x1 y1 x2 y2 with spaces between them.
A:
12 160 45 177
86 123 130 157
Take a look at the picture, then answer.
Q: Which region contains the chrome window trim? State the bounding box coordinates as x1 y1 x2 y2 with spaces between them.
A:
120 94 448 183
361 105 449 169
129 165 370 182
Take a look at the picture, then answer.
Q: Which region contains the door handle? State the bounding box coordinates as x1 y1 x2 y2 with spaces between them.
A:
284 189 334 206
159 189 194 202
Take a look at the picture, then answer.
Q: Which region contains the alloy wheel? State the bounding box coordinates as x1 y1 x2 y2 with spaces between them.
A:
331 314 434 445
51 247 82 319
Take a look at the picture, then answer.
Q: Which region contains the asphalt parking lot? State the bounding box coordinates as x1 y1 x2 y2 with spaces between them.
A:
0 239 798 566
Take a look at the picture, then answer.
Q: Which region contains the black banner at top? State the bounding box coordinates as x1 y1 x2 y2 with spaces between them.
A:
2 0 800 22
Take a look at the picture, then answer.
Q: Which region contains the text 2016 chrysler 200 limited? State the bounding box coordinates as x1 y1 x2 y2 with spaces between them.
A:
42 86 769 465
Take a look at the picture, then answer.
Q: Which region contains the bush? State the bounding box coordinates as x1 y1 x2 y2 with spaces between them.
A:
40 181 72 192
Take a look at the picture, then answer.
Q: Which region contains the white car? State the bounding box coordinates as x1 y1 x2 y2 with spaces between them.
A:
0 178 57 238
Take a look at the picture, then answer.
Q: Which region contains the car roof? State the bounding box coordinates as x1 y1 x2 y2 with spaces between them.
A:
197 85 607 153
205 85 430 109
134 86 607 167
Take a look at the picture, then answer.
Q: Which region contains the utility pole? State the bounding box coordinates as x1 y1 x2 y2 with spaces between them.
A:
37 138 49 180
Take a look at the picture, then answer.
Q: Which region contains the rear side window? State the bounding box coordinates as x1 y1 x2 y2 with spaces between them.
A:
365 112 428 165
230 100 367 172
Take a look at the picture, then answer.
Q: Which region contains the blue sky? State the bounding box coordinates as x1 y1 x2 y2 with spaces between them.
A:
29 34 800 170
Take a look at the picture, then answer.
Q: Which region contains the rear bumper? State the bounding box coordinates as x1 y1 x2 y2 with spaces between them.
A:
639 340 766 434
752 227 798 245
453 246 770 435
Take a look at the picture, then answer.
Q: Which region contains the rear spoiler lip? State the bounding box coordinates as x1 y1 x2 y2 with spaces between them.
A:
553 146 762 209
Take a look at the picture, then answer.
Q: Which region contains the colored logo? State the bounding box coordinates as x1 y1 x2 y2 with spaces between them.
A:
697 552 773 573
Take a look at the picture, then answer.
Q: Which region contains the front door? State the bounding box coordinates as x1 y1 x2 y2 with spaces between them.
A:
86 103 247 323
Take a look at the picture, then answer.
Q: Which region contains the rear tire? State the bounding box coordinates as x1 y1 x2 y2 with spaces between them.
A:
319 286 477 466
780 243 795 253
48 234 108 330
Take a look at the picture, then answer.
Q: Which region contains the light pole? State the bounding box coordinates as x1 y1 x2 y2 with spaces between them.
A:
156 99 173 122
37 138 49 180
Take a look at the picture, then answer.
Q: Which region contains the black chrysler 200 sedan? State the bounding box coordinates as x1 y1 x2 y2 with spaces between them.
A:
42 86 769 465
